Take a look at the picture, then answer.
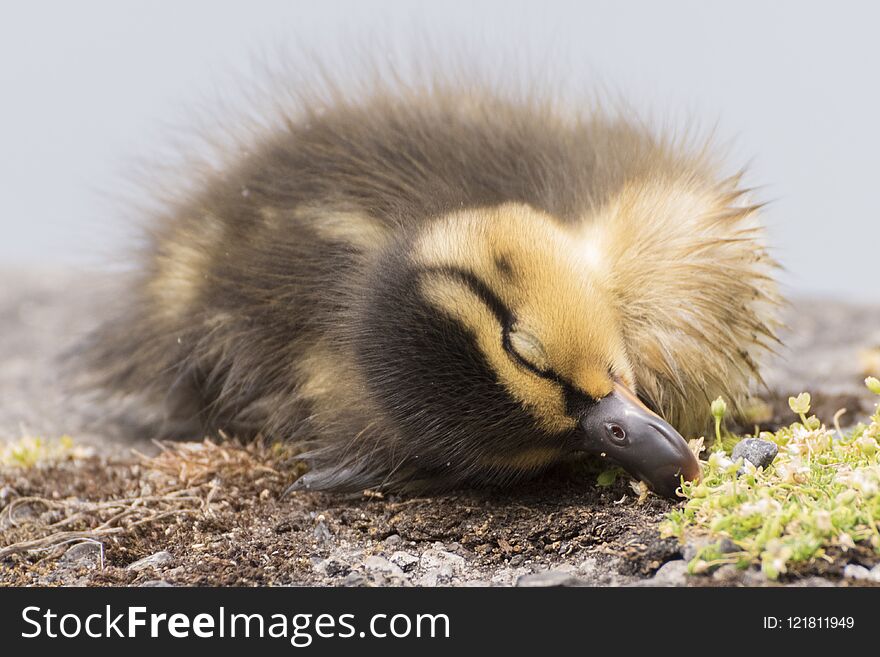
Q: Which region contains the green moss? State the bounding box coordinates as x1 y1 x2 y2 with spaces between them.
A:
0 434 86 468
661 378 880 579
596 466 626 487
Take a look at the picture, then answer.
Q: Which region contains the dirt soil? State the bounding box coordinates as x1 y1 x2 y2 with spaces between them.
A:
1 267 879 587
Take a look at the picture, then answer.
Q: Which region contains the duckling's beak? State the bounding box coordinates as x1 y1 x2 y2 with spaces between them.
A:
579 383 701 497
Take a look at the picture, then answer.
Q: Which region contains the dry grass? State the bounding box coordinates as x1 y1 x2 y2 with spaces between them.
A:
0 437 304 566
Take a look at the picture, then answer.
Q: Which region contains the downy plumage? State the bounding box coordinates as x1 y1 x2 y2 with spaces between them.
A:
82 70 780 496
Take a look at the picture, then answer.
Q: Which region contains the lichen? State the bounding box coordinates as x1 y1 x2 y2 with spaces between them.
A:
661 378 880 579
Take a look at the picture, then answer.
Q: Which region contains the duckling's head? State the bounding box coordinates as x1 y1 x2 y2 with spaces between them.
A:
355 202 700 496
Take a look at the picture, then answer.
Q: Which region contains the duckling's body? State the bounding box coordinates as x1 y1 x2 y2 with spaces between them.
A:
85 80 779 495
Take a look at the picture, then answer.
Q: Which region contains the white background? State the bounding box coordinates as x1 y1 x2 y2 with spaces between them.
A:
1 0 877 301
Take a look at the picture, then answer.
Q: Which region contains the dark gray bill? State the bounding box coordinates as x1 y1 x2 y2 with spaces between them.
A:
579 383 701 497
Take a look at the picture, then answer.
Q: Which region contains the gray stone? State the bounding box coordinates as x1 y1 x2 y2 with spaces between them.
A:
420 549 465 573
313 557 350 578
516 568 584 587
577 558 598 574
711 564 743 583
341 571 367 587
0 485 17 503
389 551 419 572
740 567 769 586
140 579 174 587
788 577 835 587
126 550 173 572
574 557 623 586
654 559 689 580
843 564 871 580
313 520 333 544
644 559 689 586
383 534 402 547
732 438 779 472
414 567 456 587
682 536 740 563
682 540 703 563
362 555 404 577
60 541 103 567
489 567 530 586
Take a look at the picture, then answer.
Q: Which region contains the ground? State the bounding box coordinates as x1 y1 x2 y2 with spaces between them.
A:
1 267 879 587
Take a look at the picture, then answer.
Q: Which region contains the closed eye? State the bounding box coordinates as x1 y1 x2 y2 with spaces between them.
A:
503 324 558 381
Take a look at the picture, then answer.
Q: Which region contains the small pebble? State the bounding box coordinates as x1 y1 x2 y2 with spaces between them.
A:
314 557 350 577
842 564 871 581
389 551 419 572
313 520 333 544
640 559 689 587
711 564 742 583
126 550 173 572
789 577 836 587
60 541 103 567
420 549 465 573
341 571 366 587
415 567 456 587
362 555 404 577
682 537 739 562
516 568 583 587
732 438 779 472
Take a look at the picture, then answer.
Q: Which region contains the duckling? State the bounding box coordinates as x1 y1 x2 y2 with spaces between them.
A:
82 77 780 497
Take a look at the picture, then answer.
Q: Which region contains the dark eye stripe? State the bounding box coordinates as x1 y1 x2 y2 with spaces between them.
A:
419 266 512 326
419 265 566 384
417 265 602 419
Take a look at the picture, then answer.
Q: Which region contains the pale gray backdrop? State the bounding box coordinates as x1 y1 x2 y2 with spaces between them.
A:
1 0 877 301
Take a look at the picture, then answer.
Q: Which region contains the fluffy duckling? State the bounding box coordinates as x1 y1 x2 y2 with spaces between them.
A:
83 78 779 497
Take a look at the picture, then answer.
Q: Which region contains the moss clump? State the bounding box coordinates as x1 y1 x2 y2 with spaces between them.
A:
0 435 89 468
661 378 880 579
